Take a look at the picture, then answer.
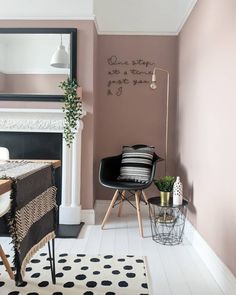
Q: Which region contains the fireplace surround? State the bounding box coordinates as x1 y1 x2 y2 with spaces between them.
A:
0 107 87 237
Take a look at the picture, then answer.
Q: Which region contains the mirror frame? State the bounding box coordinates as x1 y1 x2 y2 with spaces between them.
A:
0 28 77 102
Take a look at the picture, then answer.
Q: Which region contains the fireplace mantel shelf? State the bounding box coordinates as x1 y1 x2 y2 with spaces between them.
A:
0 108 86 133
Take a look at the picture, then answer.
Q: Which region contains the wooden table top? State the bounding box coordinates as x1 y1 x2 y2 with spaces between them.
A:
0 160 61 195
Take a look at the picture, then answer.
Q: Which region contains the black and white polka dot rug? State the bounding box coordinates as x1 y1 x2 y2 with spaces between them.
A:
0 252 150 295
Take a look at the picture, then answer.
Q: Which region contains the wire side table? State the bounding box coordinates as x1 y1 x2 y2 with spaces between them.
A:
148 196 188 246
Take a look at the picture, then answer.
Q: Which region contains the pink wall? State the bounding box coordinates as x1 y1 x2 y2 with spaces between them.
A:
0 20 96 209
0 72 5 92
178 0 236 276
3 74 67 94
94 35 178 200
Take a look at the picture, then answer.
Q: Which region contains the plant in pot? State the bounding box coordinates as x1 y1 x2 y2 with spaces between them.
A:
154 176 175 206
59 78 82 148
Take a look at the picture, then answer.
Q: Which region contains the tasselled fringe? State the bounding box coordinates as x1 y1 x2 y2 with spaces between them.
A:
20 231 56 278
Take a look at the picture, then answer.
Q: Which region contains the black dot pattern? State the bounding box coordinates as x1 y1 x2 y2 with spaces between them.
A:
104 255 113 259
1 252 148 294
112 270 120 275
30 259 40 264
59 253 68 257
75 274 87 280
142 283 148 289
58 259 67 263
118 281 128 287
38 281 49 287
39 253 47 257
18 281 27 287
31 273 40 278
104 264 111 269
86 281 97 288
64 282 74 288
63 266 71 271
101 280 112 286
123 265 133 270
126 272 136 278
90 258 100 262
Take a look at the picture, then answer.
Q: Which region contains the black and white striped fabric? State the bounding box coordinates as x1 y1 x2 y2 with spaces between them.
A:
118 146 154 183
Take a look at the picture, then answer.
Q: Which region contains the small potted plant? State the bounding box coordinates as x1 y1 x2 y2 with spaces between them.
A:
154 176 175 206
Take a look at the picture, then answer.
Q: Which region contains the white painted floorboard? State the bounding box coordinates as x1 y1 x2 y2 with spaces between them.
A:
0 202 225 295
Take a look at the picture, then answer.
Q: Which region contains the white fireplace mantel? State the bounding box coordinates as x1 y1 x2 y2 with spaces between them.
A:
0 107 86 226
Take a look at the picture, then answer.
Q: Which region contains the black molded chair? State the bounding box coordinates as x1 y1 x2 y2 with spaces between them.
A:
99 145 161 237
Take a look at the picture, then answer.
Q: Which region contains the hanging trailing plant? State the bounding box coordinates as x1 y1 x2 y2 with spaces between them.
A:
59 78 82 148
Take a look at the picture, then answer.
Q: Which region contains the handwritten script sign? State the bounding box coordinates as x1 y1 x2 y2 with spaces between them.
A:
106 55 155 96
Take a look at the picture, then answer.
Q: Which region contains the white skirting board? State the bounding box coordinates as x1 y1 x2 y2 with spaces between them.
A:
81 209 95 225
185 220 236 295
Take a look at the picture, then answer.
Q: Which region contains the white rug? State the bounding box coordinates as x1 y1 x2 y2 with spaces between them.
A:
0 252 150 295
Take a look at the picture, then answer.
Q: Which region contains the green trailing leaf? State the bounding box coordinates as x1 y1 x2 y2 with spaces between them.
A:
154 176 175 192
59 78 82 148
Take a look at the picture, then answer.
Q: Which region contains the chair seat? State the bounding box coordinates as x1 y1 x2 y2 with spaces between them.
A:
0 193 11 218
101 180 150 190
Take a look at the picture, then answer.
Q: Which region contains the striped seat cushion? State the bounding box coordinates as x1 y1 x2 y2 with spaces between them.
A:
118 146 154 183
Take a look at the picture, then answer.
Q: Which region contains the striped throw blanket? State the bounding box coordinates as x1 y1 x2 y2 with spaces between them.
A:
0 161 57 285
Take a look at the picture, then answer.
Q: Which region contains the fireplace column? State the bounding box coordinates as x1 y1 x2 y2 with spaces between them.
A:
60 122 84 225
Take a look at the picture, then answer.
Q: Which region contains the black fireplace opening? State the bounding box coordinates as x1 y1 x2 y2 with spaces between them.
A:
0 131 62 235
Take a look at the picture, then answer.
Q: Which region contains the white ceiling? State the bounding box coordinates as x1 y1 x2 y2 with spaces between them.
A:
0 0 197 35
94 0 198 35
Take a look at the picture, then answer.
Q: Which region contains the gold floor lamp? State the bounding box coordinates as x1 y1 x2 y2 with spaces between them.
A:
150 67 170 175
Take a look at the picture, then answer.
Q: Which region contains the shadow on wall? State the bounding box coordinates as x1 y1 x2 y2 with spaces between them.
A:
177 154 197 219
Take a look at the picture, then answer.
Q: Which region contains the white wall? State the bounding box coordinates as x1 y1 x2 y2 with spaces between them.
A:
0 0 94 19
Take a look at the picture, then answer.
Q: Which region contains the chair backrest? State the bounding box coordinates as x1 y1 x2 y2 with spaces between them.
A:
0 147 9 160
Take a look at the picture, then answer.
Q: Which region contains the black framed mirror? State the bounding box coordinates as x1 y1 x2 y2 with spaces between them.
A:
0 28 77 102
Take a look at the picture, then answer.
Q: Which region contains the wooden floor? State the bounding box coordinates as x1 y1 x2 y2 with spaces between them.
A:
0 202 224 295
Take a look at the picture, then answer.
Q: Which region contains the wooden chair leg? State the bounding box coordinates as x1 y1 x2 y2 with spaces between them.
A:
118 190 126 217
142 190 149 204
135 191 144 237
101 190 119 229
0 245 14 280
